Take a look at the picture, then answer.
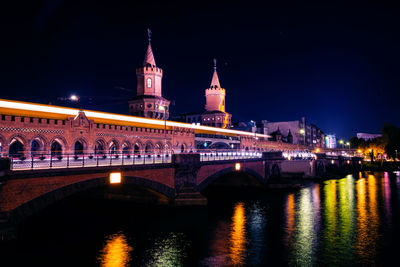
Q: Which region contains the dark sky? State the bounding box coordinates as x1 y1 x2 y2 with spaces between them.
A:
1 0 400 140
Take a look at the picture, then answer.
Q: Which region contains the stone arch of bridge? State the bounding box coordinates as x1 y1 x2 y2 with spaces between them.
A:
6 174 174 225
197 166 265 192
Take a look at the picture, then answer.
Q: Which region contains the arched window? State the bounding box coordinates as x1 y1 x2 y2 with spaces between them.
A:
95 141 104 155
31 140 41 156
147 78 152 88
74 141 84 155
51 141 62 156
134 144 140 154
9 140 24 158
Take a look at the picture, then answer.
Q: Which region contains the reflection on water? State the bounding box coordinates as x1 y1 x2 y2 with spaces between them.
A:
144 232 189 267
5 172 398 266
230 202 247 265
98 232 133 267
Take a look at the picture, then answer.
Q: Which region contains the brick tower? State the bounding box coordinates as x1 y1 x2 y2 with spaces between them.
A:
202 59 232 128
129 29 170 119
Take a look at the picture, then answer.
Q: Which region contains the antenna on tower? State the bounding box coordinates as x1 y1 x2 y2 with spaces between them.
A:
213 58 217 71
147 28 152 42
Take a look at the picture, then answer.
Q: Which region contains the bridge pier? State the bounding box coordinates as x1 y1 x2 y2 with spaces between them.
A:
173 154 207 206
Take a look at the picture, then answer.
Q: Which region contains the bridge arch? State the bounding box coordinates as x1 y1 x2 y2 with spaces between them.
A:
73 138 88 155
145 141 154 154
121 140 131 155
108 139 120 155
6 174 174 225
8 134 28 158
94 138 107 155
133 140 143 154
209 142 231 149
154 142 163 155
165 141 173 154
30 134 48 156
49 136 68 155
197 166 265 192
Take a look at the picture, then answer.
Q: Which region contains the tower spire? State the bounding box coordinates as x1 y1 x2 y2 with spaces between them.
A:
143 28 156 67
210 58 221 88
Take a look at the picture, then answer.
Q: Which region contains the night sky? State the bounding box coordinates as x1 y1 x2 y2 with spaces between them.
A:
1 1 400 140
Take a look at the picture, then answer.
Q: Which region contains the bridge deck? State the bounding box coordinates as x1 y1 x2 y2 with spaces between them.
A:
9 151 262 171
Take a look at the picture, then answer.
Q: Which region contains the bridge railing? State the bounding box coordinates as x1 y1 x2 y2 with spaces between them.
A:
199 150 262 162
9 150 264 171
9 153 173 171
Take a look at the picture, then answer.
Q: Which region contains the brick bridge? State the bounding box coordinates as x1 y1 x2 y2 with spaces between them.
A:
0 151 362 240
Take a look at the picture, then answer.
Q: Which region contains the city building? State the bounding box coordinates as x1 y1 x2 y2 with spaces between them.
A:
237 118 325 148
325 134 336 148
356 133 382 141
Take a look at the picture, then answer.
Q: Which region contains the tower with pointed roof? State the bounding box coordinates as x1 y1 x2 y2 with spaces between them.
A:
201 59 232 128
129 29 170 119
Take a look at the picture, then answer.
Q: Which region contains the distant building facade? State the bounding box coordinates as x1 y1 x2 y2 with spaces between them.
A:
356 133 382 141
236 117 325 148
325 134 336 148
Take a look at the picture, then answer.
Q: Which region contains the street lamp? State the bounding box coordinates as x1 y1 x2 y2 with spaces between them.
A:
69 94 79 101
159 105 167 156
299 128 305 146
346 142 350 149
339 140 344 148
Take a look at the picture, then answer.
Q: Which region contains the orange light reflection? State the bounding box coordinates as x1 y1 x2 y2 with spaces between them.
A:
98 232 133 267
230 202 247 265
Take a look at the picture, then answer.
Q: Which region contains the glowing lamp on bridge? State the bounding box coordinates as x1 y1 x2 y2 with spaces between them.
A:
315 148 320 153
235 163 241 171
109 172 122 184
69 94 79 101
331 160 334 164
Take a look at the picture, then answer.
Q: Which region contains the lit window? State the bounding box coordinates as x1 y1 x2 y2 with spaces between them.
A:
147 78 152 88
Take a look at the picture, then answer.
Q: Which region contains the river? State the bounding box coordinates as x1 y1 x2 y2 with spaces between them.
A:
0 172 399 266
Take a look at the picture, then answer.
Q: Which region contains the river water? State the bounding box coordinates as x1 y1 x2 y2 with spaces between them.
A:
0 172 399 266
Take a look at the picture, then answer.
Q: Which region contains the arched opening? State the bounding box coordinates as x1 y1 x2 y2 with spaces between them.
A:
155 143 163 156
95 141 105 155
180 144 185 153
134 144 140 154
9 139 24 158
209 142 231 150
145 143 153 154
123 146 130 155
74 141 84 155
31 140 41 156
51 141 62 157
109 140 119 155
